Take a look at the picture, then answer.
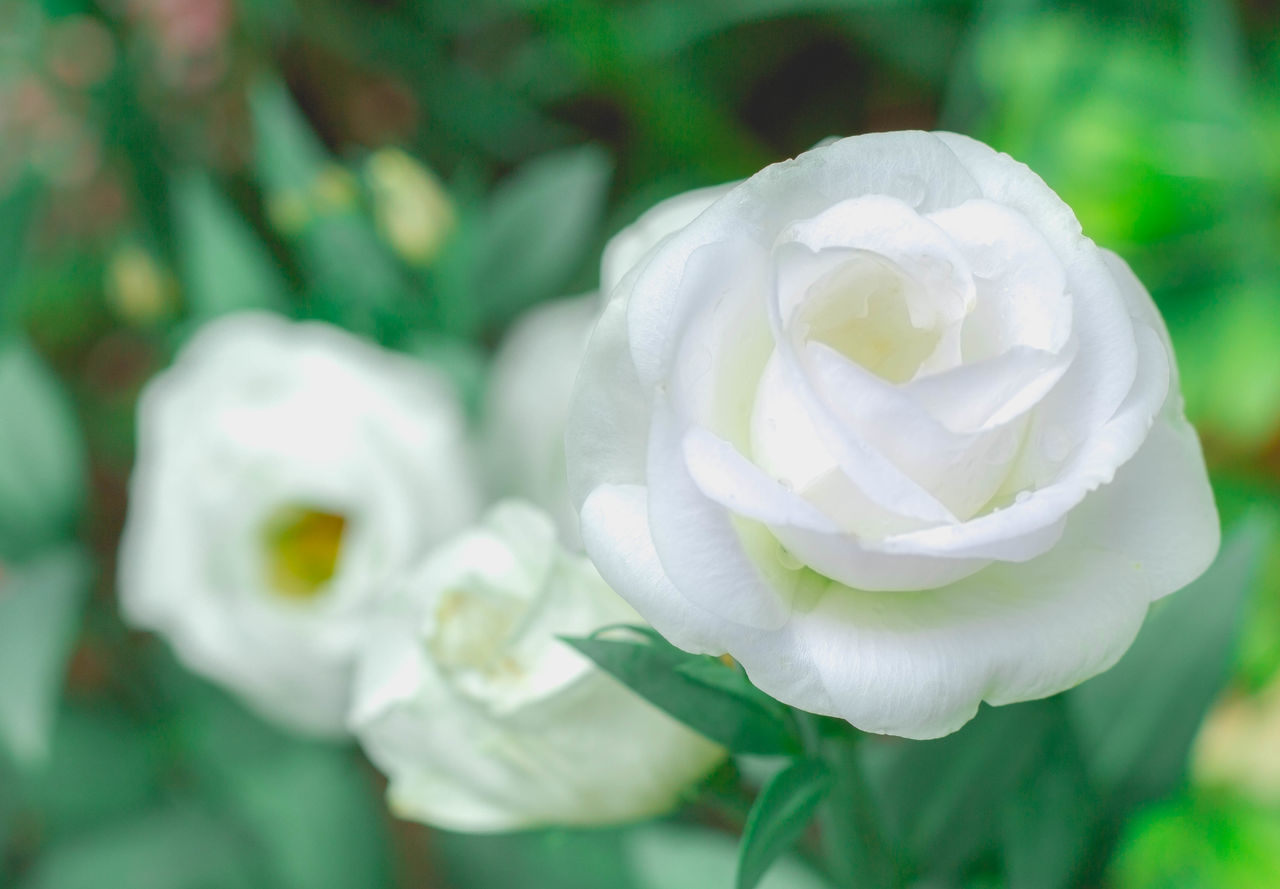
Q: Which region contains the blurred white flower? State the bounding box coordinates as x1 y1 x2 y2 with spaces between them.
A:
349 501 724 832
118 312 480 735
482 294 600 548
567 130 1219 739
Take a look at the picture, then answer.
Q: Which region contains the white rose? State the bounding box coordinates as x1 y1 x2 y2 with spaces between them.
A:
482 294 601 549
118 312 480 735
348 501 724 831
567 131 1220 739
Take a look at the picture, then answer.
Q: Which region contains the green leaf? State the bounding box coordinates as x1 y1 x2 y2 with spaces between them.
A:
0 178 39 321
162 663 393 889
248 78 329 193
476 145 612 324
0 340 87 559
0 545 92 766
220 745 394 889
627 823 833 889
247 78 410 331
14 704 163 837
1000 718 1098 889
862 698 1060 877
437 827 642 889
736 758 833 889
17 803 266 889
564 631 801 755
171 171 289 322
1067 519 1266 809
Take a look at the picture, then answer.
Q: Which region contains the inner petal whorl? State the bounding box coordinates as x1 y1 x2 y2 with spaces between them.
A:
797 253 942 384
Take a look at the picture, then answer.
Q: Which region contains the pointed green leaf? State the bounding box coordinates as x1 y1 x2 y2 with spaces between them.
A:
564 631 801 755
1067 519 1265 808
673 656 793 723
0 545 92 766
736 758 833 889
476 145 612 324
172 172 289 322
248 78 329 193
862 698 1060 877
0 339 86 559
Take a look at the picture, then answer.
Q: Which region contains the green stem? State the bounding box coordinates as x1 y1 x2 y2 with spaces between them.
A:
803 717 902 889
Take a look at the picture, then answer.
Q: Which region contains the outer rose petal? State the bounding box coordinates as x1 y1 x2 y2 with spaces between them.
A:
565 296 652 502
804 408 1218 738
600 184 736 297
578 483 839 717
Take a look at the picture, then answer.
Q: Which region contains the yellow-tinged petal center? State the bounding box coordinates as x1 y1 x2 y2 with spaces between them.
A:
801 257 940 384
263 506 347 600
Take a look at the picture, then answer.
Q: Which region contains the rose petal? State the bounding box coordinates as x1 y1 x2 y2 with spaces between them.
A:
781 407 1219 738
565 297 652 503
903 343 1074 434
779 195 976 332
762 247 959 525
803 342 1027 520
927 198 1072 360
624 132 984 387
646 402 793 629
936 132 1141 462
578 482 838 715
600 183 735 297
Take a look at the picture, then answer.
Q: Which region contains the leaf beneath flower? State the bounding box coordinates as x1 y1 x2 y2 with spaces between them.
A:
563 628 802 756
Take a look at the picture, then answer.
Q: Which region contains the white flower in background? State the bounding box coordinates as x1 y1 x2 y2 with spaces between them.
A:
483 294 600 548
118 312 480 735
567 131 1220 739
349 501 724 832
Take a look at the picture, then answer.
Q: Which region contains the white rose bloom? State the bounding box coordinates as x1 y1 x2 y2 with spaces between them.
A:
482 294 601 549
119 312 480 735
349 501 724 832
567 131 1220 740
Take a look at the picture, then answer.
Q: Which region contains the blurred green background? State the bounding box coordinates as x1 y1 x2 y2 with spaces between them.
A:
1 0 1278 886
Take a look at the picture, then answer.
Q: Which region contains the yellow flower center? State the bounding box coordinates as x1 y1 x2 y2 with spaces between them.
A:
263 506 347 601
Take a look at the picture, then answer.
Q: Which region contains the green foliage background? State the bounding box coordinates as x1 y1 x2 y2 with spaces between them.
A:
0 0 1278 886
